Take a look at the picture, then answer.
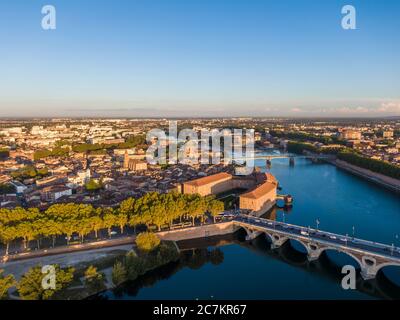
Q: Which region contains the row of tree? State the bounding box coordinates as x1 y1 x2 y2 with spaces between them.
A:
10 165 49 181
287 141 347 155
0 184 16 195
0 264 76 300
287 141 319 154
72 134 146 154
0 192 224 255
0 264 104 300
112 234 180 286
0 233 179 300
34 147 70 160
286 141 400 179
337 150 400 180
270 130 346 145
30 134 147 160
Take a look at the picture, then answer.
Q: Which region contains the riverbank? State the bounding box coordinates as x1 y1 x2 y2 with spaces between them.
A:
5 239 182 300
2 221 235 264
2 221 238 299
157 221 236 241
330 159 400 193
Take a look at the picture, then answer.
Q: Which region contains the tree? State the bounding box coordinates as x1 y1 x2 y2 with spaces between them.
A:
119 197 135 217
89 215 103 239
111 261 127 287
287 141 318 154
84 266 106 293
135 232 160 252
40 218 62 248
125 134 146 148
158 242 180 263
150 202 167 231
115 212 128 234
129 213 141 234
207 199 224 223
0 184 16 195
103 210 117 238
17 265 74 300
0 225 17 255
124 251 146 280
76 217 92 243
62 218 76 245
34 148 69 160
37 167 49 176
10 165 37 180
85 179 103 192
0 270 15 300
187 195 207 226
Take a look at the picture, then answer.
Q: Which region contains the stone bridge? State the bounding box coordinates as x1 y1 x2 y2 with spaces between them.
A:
233 214 400 280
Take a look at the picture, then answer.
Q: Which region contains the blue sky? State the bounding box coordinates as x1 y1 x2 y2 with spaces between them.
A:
0 0 399 117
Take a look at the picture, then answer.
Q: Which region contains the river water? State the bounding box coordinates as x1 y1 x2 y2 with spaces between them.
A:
102 152 400 300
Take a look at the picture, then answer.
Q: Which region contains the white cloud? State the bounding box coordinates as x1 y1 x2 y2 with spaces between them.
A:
354 106 370 113
377 101 400 114
321 101 400 116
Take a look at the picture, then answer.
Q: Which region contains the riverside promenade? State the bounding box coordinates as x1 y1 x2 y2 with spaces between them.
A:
1 221 235 263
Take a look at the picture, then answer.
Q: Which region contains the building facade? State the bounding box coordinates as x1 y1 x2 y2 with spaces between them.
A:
182 172 233 196
124 151 148 171
182 171 278 215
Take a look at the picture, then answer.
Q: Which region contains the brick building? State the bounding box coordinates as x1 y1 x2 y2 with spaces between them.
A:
182 171 278 215
182 172 233 196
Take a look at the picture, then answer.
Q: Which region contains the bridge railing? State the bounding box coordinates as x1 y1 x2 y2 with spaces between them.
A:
236 154 335 161
234 214 400 252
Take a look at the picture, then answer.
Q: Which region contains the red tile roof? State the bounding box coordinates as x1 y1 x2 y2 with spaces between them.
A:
240 181 276 199
183 172 232 187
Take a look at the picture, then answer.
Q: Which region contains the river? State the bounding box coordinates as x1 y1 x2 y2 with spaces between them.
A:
101 152 400 300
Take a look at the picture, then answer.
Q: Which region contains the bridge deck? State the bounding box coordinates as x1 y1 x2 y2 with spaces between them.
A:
236 154 335 160
233 215 400 261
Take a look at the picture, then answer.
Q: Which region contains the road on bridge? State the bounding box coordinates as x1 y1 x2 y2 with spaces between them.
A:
234 215 400 260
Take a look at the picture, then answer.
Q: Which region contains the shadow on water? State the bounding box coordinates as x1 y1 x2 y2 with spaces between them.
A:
92 231 400 300
241 230 400 300
92 237 228 300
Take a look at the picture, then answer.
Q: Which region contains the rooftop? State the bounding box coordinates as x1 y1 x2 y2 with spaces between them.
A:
240 181 277 199
183 172 232 187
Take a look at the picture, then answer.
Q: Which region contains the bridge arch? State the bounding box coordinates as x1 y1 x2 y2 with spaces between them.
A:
262 231 274 243
375 263 400 291
239 226 263 241
319 247 362 269
287 237 309 255
375 262 400 274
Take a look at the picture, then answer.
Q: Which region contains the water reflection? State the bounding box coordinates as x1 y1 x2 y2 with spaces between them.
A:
95 153 400 300
243 232 400 300
97 243 226 299
96 232 400 300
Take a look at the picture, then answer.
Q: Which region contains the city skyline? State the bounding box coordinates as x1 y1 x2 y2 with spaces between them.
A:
1 0 400 305
0 0 399 117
